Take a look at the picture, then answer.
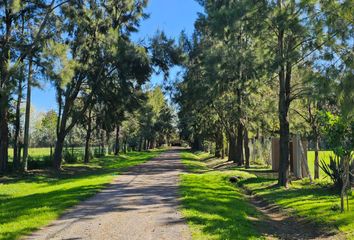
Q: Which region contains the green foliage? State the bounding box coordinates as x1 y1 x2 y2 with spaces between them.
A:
320 155 348 190
320 112 354 158
63 150 79 164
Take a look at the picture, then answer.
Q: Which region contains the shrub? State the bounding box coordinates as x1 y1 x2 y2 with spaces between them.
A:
63 150 78 163
320 155 354 191
27 155 52 169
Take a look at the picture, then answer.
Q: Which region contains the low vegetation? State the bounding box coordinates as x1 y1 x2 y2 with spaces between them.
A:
180 152 264 240
0 150 163 240
180 151 354 239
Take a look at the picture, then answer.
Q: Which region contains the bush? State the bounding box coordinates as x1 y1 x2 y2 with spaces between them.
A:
63 150 78 163
27 155 52 169
320 155 354 191
94 147 107 158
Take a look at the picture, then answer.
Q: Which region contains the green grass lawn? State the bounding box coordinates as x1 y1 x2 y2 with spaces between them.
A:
180 151 354 239
0 150 163 240
180 152 264 240
239 177 354 239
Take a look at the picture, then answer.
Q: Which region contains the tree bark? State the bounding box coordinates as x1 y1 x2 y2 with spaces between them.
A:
84 109 92 163
23 58 33 171
277 0 291 187
138 136 143 152
244 128 250 169
13 76 23 170
0 94 9 173
228 135 237 162
114 124 120 155
53 133 65 169
215 130 223 158
314 135 320 179
236 123 244 166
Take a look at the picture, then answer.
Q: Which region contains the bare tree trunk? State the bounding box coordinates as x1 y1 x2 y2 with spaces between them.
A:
13 77 23 170
138 136 143 152
244 127 250 169
221 136 225 159
114 124 120 155
23 58 33 171
277 1 291 187
53 133 65 169
236 123 244 166
228 135 237 162
314 135 320 179
0 94 9 173
123 138 127 154
215 130 223 158
84 108 92 163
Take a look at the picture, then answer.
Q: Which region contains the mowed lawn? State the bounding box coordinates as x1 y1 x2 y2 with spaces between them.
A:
179 152 264 240
0 150 163 240
180 151 354 240
239 177 354 239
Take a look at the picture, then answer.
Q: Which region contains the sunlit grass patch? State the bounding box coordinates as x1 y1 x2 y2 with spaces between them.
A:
239 176 354 239
180 151 263 240
0 149 164 240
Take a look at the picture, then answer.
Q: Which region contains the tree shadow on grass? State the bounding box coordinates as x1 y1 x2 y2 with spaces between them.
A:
0 185 107 240
238 177 354 237
180 173 263 240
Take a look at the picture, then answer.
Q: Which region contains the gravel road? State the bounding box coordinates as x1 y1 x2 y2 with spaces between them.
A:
26 148 191 240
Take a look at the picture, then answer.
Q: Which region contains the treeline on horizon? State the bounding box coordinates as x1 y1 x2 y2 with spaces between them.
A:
0 0 182 172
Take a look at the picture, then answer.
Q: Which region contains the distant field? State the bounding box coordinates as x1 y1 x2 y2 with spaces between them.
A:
8 147 88 158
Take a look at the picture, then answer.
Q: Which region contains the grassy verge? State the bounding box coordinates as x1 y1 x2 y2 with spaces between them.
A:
180 151 354 239
239 177 354 239
179 151 264 240
0 149 163 240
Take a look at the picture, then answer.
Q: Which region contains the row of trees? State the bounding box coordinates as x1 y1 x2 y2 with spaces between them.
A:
174 0 353 188
0 0 178 173
29 86 175 161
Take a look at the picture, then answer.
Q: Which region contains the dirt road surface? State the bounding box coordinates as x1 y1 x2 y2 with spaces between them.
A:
26 148 191 240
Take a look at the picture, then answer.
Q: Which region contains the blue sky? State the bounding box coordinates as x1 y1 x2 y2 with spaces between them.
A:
32 0 203 112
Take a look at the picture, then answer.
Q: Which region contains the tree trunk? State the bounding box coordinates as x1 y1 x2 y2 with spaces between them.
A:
0 94 9 173
277 1 291 187
53 134 65 169
84 127 91 164
106 131 111 154
228 135 237 162
84 108 92 163
215 130 223 158
191 136 203 151
244 128 250 169
235 123 244 166
13 77 23 171
50 145 53 161
114 124 120 155
23 58 33 172
221 137 225 159
314 135 320 179
123 139 127 154
138 136 143 152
